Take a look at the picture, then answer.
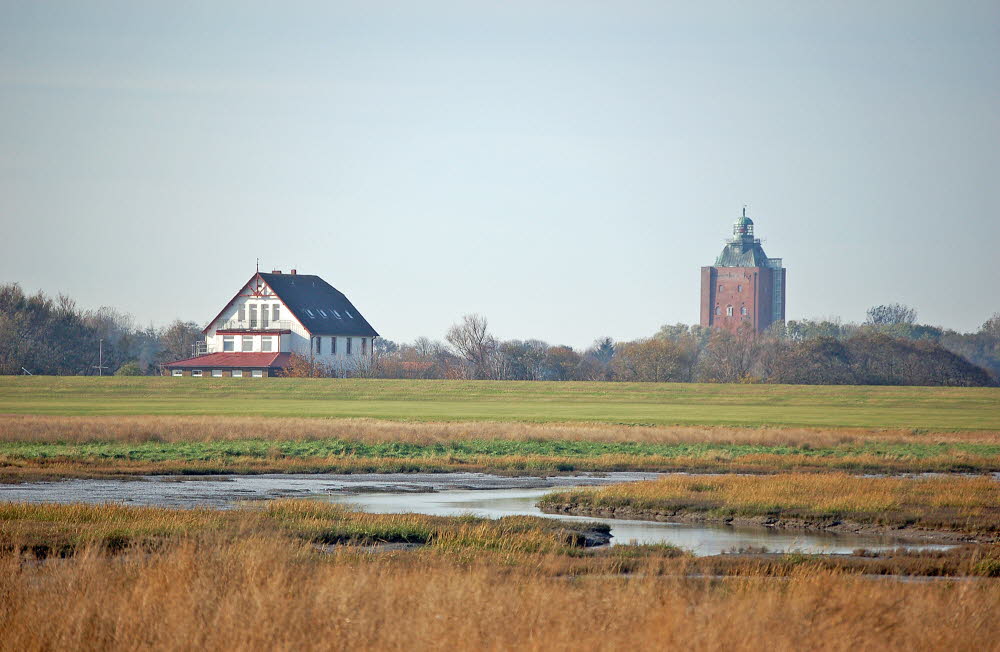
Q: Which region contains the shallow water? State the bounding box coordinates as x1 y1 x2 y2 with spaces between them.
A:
0 473 955 556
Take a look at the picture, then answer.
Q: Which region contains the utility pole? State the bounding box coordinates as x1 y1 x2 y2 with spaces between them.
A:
92 339 108 377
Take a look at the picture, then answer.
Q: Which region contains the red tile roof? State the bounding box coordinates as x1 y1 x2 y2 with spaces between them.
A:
163 352 292 368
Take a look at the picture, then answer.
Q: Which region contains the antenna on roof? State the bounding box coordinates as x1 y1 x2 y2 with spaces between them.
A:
743 205 747 217
256 258 260 273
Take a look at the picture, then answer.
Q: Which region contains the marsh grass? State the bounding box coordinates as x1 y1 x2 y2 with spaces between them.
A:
2 415 998 481
0 500 609 558
1 533 999 650
542 473 1000 535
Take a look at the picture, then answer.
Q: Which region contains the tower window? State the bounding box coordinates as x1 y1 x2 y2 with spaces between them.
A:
715 306 720 316
718 284 723 293
741 306 748 315
738 284 743 292
726 306 734 317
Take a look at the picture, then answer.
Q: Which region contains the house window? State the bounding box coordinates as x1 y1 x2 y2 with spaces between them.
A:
362 338 368 354
315 337 322 354
249 305 258 327
252 369 263 378
726 306 734 317
346 337 352 355
192 370 203 377
238 305 246 322
331 336 337 354
272 304 280 321
232 369 243 378
171 369 183 377
261 337 274 352
242 336 254 351
212 369 223 377
741 306 748 316
261 305 269 327
223 336 235 352
738 284 743 293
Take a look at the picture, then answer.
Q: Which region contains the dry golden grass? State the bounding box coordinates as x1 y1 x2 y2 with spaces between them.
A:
0 500 608 558
3 414 997 446
1 535 999 651
543 473 1000 535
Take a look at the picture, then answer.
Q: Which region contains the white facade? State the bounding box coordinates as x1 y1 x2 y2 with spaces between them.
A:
202 276 375 368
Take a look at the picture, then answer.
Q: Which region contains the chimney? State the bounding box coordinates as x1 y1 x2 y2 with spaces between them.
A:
271 270 282 274
290 269 297 275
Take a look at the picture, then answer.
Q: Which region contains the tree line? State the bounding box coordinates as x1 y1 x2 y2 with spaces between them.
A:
0 283 203 376
360 307 997 386
1 282 996 386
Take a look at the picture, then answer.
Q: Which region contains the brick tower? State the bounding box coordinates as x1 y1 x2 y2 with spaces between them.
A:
700 209 785 333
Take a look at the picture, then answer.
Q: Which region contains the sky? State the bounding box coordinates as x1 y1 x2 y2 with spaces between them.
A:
2 1 998 348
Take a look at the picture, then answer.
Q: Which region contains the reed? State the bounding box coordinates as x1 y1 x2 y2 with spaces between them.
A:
1 535 998 650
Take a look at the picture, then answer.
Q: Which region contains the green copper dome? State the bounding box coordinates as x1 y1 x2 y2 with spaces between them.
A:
714 208 769 267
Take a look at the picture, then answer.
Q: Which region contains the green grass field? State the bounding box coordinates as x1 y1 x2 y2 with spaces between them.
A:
1 377 998 430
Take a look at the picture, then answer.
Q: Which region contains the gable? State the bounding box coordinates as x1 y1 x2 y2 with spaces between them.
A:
202 274 287 334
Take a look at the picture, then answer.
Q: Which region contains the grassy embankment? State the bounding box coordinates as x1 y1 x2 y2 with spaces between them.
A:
2 501 1000 650
2 376 999 428
1 377 999 479
541 473 1000 538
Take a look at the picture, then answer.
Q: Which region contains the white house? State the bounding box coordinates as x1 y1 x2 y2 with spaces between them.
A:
163 270 379 377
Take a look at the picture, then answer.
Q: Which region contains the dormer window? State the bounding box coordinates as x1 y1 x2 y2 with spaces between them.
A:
304 308 314 317
344 309 354 319
332 310 342 319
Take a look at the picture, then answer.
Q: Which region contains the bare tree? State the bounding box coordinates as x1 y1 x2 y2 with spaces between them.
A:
866 304 917 326
446 314 500 379
697 325 769 383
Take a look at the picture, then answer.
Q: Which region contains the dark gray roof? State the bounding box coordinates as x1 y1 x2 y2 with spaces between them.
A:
259 273 379 337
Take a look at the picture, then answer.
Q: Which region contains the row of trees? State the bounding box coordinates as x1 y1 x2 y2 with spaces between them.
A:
0 283 203 376
1 282 996 386
364 307 998 386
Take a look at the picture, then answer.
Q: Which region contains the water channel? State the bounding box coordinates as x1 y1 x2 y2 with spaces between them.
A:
0 473 955 556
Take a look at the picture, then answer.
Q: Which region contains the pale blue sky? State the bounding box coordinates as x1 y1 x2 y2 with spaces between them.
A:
2 1 998 347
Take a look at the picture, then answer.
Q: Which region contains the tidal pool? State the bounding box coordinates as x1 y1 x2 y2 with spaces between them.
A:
0 473 954 556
